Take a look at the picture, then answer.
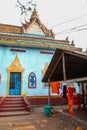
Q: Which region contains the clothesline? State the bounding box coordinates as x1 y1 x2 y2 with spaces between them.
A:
50 81 81 115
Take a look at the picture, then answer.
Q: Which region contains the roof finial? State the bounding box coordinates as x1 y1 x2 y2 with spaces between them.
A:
33 3 37 8
30 3 38 19
71 40 75 46
65 36 69 41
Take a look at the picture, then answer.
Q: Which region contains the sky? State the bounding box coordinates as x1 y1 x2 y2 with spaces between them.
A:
0 0 87 51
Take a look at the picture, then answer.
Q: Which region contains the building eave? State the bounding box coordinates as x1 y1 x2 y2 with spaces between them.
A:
0 33 70 45
0 38 82 51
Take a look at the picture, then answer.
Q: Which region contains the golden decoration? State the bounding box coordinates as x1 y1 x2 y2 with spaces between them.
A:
7 55 25 72
42 63 49 74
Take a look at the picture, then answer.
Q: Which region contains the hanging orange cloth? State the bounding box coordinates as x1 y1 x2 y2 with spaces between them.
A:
67 87 76 115
76 126 82 130
50 82 60 94
74 94 81 109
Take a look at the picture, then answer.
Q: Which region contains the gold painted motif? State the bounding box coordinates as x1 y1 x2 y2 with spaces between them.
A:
7 55 25 72
42 63 49 74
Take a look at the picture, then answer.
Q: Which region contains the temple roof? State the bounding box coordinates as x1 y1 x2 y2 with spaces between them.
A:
0 7 54 38
22 7 54 37
0 7 82 51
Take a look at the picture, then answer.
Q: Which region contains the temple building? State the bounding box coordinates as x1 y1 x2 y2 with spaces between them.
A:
0 7 82 103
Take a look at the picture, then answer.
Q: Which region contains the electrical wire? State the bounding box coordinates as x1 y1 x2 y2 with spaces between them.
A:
55 24 87 35
55 28 87 35
51 14 87 29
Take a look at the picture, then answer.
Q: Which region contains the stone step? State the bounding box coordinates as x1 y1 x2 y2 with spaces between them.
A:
4 100 24 104
2 104 25 108
0 107 26 112
0 96 31 116
6 96 23 98
5 97 23 101
0 111 30 117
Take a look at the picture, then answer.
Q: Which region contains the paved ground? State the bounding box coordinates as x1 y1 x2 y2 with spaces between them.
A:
0 105 87 130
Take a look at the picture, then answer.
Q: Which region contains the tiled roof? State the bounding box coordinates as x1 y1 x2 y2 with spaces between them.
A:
0 23 22 34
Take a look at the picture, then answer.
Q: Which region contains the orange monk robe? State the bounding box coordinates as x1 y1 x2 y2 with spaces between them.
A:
67 87 76 115
76 126 82 130
50 82 60 94
74 94 81 109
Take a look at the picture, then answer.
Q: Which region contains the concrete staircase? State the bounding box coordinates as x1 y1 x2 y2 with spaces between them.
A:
0 96 31 117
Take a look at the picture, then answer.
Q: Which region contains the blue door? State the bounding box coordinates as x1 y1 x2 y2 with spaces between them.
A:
9 72 21 95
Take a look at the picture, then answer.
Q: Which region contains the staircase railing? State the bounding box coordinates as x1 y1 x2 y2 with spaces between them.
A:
23 96 32 112
0 97 6 108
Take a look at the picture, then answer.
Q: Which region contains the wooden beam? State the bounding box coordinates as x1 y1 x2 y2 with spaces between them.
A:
62 51 66 81
48 53 63 79
60 77 87 83
65 50 87 60
48 79 51 106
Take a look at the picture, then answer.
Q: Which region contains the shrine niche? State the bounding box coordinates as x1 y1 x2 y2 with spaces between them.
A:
28 72 36 88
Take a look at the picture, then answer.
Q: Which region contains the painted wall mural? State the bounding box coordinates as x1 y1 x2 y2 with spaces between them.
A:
28 72 36 88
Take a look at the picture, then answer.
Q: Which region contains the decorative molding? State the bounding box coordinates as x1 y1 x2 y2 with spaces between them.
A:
0 24 21 33
0 39 82 51
10 49 26 52
40 51 54 54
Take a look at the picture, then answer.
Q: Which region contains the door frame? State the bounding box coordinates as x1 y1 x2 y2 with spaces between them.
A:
9 72 22 95
7 71 24 96
6 55 25 96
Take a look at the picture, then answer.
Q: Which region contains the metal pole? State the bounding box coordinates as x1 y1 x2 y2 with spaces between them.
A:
48 79 51 106
81 82 85 108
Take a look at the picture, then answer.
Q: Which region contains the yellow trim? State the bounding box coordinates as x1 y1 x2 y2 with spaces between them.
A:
6 72 10 96
28 95 62 99
0 39 82 51
7 55 25 95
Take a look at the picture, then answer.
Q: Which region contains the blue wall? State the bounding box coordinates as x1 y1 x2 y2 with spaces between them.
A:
0 45 54 96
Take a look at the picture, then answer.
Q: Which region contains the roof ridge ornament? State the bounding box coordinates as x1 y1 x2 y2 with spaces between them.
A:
30 4 38 20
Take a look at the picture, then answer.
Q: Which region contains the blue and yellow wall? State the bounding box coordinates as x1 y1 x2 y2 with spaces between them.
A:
0 45 54 96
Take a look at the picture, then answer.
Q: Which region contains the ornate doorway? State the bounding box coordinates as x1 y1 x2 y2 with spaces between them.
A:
7 55 25 95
